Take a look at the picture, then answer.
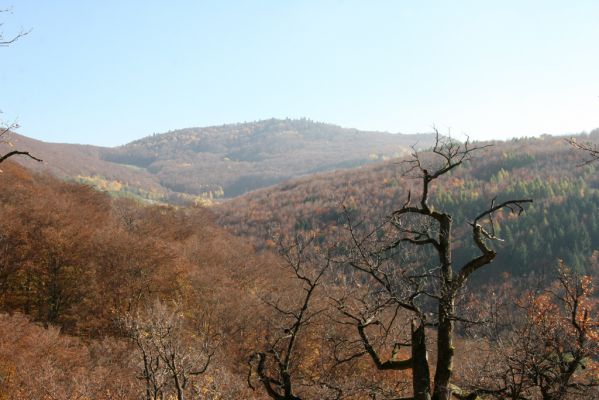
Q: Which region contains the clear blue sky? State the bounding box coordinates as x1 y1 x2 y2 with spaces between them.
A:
1 1 598 147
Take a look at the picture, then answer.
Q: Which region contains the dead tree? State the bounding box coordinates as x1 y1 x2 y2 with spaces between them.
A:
120 300 215 400
336 132 531 400
248 234 336 400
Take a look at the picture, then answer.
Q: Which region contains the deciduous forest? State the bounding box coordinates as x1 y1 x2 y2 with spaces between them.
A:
0 132 597 399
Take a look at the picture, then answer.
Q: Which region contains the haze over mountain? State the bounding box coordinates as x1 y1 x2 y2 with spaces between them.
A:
6 119 435 201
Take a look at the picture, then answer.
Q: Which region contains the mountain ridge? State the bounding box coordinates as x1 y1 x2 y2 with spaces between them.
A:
4 118 436 200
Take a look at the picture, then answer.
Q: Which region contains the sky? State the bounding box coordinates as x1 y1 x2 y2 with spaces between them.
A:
1 1 598 147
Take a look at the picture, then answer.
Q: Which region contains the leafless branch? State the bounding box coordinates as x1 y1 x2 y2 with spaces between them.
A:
567 137 599 166
0 150 42 164
0 8 31 46
248 234 331 400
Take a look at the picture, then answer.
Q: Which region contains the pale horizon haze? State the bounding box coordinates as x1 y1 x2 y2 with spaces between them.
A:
1 1 598 147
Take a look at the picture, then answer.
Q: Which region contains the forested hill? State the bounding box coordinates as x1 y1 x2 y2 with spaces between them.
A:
101 118 435 197
0 160 285 397
6 119 435 201
215 131 599 278
2 132 166 191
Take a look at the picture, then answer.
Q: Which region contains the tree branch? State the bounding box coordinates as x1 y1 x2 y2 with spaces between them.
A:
0 150 42 164
356 321 413 371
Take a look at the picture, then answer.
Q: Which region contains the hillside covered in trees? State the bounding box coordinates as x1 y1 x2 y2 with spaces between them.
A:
4 1 599 398
0 161 448 399
6 119 435 201
216 131 599 279
1 135 597 399
0 161 283 398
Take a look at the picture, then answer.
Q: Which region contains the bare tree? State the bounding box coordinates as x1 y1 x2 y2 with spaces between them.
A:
120 300 215 400
248 234 338 400
462 263 599 400
335 132 532 400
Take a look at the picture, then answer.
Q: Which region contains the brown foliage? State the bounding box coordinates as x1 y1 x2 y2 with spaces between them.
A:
0 162 276 398
0 312 138 399
455 264 599 400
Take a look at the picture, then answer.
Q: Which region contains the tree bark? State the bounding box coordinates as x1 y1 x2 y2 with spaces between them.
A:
411 321 431 400
433 294 454 400
433 215 455 400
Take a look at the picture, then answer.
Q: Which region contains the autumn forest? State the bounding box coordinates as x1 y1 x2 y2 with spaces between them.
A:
0 127 598 399
2 4 599 400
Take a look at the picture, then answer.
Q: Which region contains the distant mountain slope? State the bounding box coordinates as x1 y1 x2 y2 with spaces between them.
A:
215 131 599 279
4 133 164 191
5 119 435 200
101 118 436 197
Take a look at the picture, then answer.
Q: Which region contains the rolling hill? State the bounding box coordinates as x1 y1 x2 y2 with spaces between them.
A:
4 119 436 201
